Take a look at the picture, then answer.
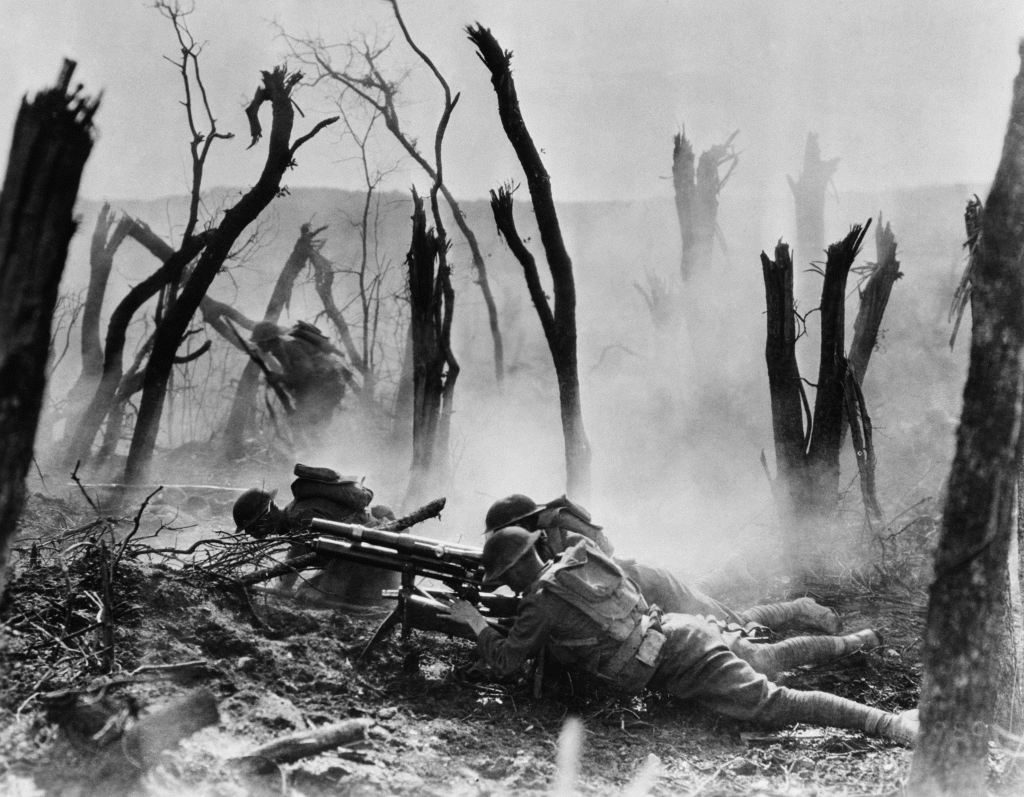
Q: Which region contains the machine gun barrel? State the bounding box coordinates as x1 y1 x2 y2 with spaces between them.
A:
309 518 483 566
312 535 486 589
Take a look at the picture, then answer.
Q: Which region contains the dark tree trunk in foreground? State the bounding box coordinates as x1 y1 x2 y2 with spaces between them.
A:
468 23 592 501
0 61 97 595
787 133 839 266
123 67 335 487
761 222 877 571
404 190 459 509
909 46 1024 794
222 223 323 460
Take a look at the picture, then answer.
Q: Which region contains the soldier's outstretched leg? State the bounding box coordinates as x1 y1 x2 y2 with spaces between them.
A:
730 629 881 680
648 615 915 745
736 597 842 634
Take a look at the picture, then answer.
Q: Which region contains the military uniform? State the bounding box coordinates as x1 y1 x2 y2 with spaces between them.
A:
273 466 398 605
473 539 913 742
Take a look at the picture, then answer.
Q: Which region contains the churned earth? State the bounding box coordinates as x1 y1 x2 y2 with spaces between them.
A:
0 491 1017 796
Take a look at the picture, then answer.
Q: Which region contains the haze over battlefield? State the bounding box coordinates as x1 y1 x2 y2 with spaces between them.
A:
1 1 1022 208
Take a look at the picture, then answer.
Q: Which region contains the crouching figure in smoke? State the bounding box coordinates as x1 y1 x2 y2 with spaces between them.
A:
250 320 348 440
232 464 397 606
445 528 918 745
483 493 841 636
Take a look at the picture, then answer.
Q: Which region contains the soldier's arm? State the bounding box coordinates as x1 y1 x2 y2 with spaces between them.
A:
474 592 553 678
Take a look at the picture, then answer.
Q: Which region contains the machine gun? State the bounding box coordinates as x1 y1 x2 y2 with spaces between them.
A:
309 518 519 662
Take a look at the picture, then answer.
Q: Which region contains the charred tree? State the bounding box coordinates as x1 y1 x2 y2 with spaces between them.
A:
848 214 903 386
63 228 210 471
123 67 335 486
79 205 132 389
468 23 592 500
404 190 459 508
672 128 738 281
909 46 1024 795
787 133 839 266
0 62 97 595
760 221 875 569
61 204 133 442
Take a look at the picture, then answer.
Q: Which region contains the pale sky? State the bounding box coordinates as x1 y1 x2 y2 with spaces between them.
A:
1 1 1022 204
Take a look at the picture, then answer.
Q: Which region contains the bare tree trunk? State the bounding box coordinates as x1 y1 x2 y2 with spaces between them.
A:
787 133 839 266
404 190 458 509
123 67 336 487
803 222 871 518
0 61 97 594
80 205 131 385
469 24 592 501
848 215 903 383
908 43 1024 797
760 223 872 572
63 230 210 471
59 204 133 449
672 131 696 280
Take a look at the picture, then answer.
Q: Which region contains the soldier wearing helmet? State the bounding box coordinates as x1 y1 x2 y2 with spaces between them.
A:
483 493 840 635
232 465 397 604
444 527 917 746
251 321 348 438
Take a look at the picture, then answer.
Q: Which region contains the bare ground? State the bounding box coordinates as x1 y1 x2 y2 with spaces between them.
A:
1 492 1019 797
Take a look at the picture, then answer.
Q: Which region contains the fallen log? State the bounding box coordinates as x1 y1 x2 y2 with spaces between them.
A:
237 718 373 768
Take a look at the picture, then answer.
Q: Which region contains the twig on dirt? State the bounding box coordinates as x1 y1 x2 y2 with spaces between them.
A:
686 757 739 796
71 460 100 513
129 659 209 677
113 487 162 571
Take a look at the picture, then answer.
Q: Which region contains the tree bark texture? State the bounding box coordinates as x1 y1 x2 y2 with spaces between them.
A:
122 67 335 486
0 62 97 596
909 43 1024 797
787 133 839 266
469 24 592 500
404 190 459 510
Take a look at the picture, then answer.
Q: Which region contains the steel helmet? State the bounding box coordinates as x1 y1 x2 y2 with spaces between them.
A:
482 526 542 584
484 494 545 534
251 321 283 345
232 488 277 534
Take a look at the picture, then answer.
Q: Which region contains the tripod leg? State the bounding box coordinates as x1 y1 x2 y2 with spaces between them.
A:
356 607 402 666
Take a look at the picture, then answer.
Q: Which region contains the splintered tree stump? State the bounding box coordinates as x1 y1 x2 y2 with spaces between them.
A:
0 60 97 595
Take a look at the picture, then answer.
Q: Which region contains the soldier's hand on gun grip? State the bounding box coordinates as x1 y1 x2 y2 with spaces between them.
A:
446 599 489 634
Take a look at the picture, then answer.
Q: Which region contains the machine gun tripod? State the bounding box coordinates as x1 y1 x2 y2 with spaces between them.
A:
310 520 518 664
